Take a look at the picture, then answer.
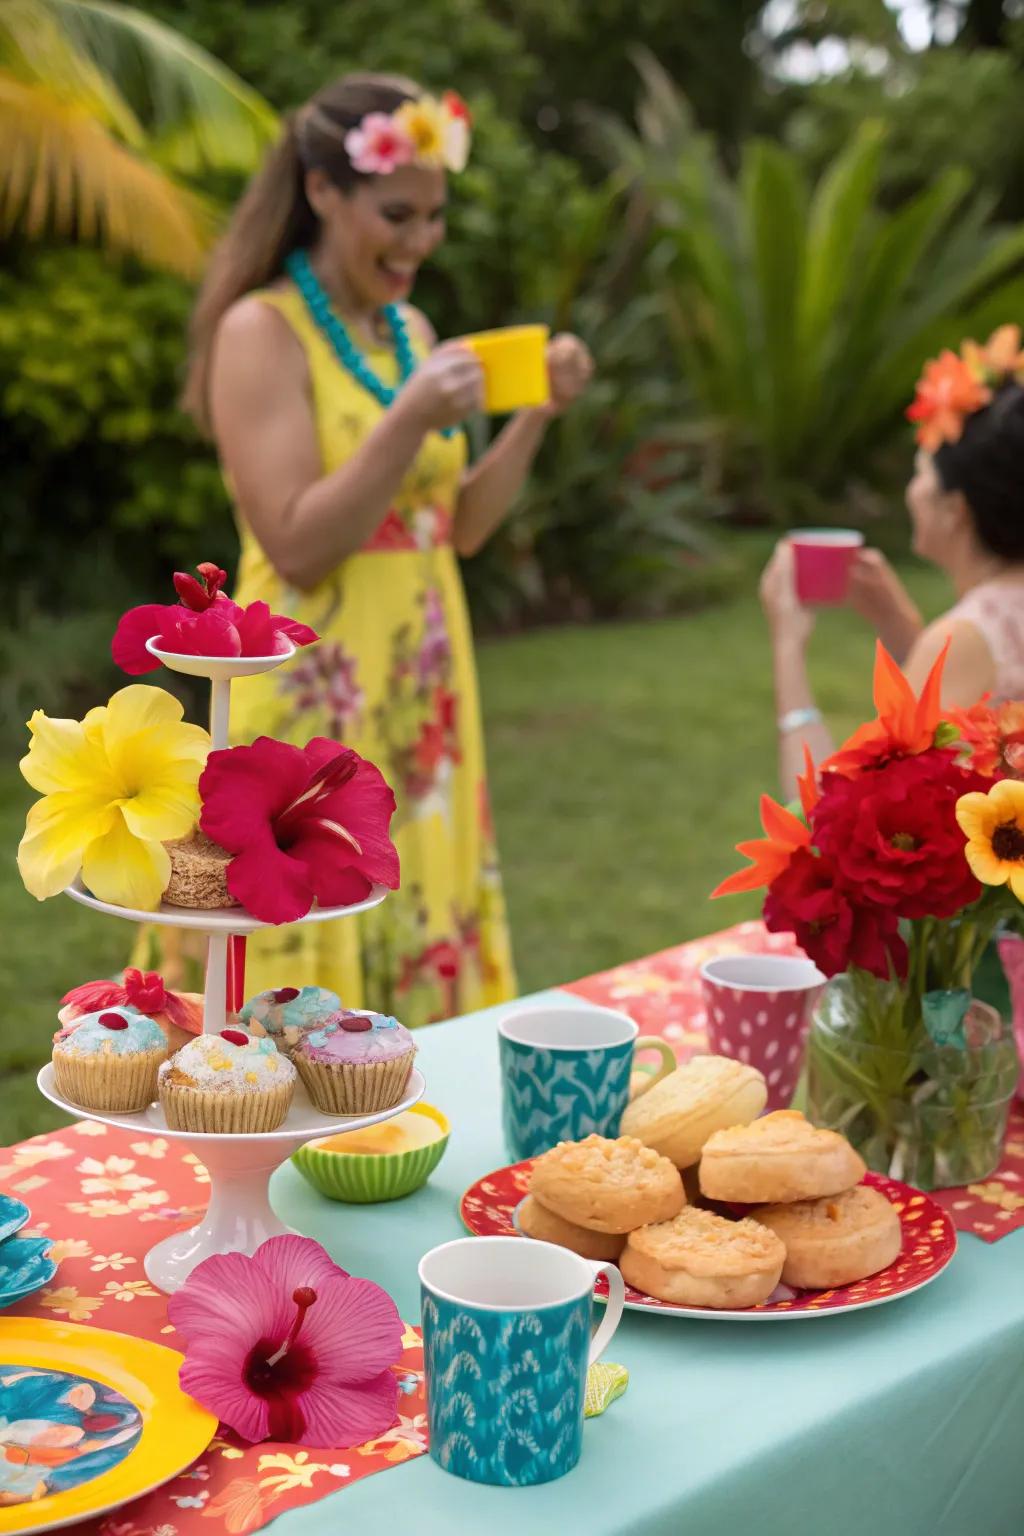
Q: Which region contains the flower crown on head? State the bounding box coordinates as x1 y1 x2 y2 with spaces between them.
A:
315 91 473 177
906 323 1024 452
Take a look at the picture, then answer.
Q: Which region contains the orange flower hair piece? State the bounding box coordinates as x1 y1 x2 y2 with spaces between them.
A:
712 795 811 898
907 324 1024 451
822 639 950 778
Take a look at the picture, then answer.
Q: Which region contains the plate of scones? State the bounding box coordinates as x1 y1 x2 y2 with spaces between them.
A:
461 1057 956 1318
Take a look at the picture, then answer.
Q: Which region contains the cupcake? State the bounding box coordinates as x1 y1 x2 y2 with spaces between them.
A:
292 1011 416 1116
52 1006 167 1112
162 829 239 910
58 971 203 1054
158 1029 295 1133
238 986 341 1056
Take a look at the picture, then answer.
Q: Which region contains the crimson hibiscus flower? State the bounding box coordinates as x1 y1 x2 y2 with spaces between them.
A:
112 562 318 675
198 737 399 924
813 750 988 920
763 848 906 981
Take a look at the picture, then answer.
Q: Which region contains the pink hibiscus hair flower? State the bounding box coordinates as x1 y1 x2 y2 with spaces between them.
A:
167 1235 404 1445
344 112 415 175
199 736 400 924
112 562 318 675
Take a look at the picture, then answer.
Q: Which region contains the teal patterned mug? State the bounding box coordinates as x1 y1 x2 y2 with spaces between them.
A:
499 1003 675 1160
420 1235 626 1486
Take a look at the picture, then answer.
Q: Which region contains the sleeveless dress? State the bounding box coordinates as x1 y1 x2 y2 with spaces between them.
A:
148 286 516 1026
946 577 1024 701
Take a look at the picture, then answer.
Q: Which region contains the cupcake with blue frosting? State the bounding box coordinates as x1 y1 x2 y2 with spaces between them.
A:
52 1005 167 1112
238 986 341 1057
292 1010 416 1115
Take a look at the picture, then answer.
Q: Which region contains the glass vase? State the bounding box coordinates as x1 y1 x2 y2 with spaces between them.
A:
805 970 1019 1190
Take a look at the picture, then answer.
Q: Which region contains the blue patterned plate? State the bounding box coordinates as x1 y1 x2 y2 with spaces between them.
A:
0 1235 56 1310
0 1196 30 1244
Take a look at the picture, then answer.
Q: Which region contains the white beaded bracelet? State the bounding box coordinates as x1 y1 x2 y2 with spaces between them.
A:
778 706 822 735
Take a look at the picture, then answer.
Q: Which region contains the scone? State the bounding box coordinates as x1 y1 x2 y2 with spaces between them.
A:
621 1055 767 1168
529 1134 684 1234
699 1110 866 1204
621 1207 785 1309
518 1195 626 1262
755 1185 902 1289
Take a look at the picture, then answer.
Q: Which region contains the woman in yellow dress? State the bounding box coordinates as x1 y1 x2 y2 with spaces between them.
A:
167 73 593 1026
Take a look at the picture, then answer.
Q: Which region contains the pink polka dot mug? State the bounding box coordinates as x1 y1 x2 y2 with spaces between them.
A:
700 954 826 1110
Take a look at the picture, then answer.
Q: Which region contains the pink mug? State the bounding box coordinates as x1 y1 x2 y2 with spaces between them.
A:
701 954 826 1110
997 934 1024 1100
790 529 864 605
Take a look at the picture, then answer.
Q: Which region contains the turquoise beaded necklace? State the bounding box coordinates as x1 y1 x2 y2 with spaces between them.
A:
285 249 455 439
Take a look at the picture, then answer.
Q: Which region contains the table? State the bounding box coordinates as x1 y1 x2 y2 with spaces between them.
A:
269 991 1024 1536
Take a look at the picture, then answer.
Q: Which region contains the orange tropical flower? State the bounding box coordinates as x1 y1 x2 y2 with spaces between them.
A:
947 698 1024 778
961 323 1024 380
203 1476 268 1535
906 350 991 450
823 640 950 778
712 795 811 898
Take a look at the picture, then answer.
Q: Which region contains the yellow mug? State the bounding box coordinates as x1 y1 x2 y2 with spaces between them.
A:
459 324 550 413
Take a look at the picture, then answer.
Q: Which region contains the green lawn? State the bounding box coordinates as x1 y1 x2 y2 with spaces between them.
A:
0 545 949 1144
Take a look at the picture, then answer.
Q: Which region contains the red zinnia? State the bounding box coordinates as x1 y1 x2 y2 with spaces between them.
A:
763 848 906 981
199 737 400 925
813 750 987 920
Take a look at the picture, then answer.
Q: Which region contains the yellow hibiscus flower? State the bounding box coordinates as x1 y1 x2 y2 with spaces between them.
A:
956 778 1024 900
394 95 447 166
18 684 209 910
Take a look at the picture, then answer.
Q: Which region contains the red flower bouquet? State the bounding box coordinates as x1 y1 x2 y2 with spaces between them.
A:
113 562 318 674
715 643 1021 1188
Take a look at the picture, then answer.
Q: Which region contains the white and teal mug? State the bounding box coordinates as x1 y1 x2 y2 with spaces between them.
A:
499 1002 675 1161
420 1235 626 1486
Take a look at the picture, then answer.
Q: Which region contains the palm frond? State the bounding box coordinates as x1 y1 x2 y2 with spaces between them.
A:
0 73 216 275
46 0 278 173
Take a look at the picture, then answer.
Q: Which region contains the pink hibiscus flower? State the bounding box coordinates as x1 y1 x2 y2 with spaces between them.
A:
112 562 318 675
167 1235 403 1446
199 737 400 924
344 113 415 175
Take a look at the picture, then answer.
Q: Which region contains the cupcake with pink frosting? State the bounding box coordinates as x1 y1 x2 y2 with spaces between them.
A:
292 1010 416 1115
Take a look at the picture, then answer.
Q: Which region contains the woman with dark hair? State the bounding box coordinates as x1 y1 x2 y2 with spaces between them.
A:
761 329 1024 799
166 74 593 1021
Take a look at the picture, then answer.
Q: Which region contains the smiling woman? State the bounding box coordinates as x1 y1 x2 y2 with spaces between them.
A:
140 72 594 1023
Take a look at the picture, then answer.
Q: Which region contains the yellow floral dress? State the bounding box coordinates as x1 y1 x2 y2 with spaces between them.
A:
152 286 516 1026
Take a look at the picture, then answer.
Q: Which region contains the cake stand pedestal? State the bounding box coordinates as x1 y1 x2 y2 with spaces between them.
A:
47 643 411 1292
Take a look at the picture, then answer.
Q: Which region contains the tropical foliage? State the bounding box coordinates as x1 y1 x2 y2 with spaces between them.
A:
0 0 276 274
604 54 1024 513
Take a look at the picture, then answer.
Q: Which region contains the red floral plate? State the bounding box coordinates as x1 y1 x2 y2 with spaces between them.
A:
459 1162 957 1320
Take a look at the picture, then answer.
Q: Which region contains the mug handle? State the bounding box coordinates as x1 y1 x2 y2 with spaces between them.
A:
633 1036 675 1087
587 1262 626 1366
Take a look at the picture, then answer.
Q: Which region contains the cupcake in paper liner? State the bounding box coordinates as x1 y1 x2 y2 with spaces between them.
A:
238 985 341 1057
158 1029 296 1133
52 1005 168 1112
292 1011 416 1115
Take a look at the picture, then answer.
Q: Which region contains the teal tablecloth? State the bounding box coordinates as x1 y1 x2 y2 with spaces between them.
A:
269 993 1024 1536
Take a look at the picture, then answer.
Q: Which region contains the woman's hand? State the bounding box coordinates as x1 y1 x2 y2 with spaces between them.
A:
760 540 815 649
398 342 484 432
543 333 594 415
846 548 923 661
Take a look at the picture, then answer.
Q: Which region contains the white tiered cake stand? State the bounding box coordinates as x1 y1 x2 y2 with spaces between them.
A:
37 639 422 1293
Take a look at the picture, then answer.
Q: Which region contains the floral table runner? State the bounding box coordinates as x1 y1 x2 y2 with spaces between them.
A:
560 920 1024 1241
0 1118 427 1535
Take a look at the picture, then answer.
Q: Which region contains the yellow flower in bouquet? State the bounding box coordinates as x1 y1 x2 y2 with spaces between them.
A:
955 778 1024 901
18 685 210 910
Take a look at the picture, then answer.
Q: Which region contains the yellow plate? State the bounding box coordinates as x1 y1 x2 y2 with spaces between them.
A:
0 1316 217 1533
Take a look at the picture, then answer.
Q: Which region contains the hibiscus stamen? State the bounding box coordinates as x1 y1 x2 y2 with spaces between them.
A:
264 1286 317 1367
274 754 360 840
306 816 363 854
